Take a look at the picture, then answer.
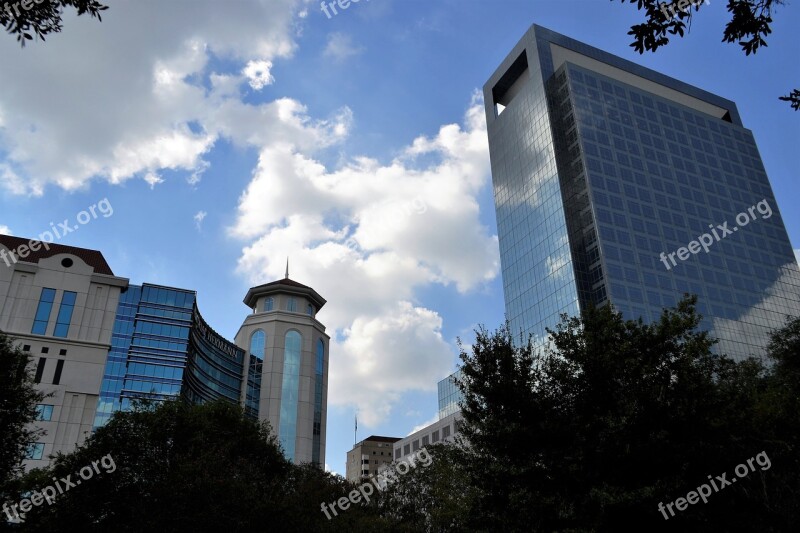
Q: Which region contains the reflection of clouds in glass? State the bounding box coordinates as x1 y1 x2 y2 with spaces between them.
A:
547 235 571 278
711 263 800 360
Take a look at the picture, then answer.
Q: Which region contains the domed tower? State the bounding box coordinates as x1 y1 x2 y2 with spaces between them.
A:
235 271 329 466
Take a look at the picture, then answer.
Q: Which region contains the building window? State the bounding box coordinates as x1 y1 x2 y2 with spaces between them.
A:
307 304 313 316
35 404 54 421
403 444 410 455
53 291 77 337
395 449 401 459
442 425 451 439
432 430 440 443
33 358 46 383
279 330 302 462
22 345 30 352
41 347 49 354
422 435 429 446
59 349 67 356
412 440 420 451
32 288 56 335
250 330 266 358
264 297 274 312
286 297 297 312
27 443 45 460
52 360 64 385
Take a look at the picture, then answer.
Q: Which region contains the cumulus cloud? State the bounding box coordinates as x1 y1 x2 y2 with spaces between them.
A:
242 59 275 90
233 93 499 426
0 0 301 196
0 0 500 428
0 225 11 235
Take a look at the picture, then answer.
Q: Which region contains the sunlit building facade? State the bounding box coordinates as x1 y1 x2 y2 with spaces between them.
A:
484 25 800 359
94 283 257 428
1 233 330 469
235 276 330 466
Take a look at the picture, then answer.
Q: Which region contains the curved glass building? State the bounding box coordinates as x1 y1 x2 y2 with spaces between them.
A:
94 283 258 428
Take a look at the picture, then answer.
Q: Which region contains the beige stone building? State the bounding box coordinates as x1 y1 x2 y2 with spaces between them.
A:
0 235 128 470
345 435 401 483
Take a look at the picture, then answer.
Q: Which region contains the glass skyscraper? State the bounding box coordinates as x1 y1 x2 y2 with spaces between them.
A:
483 25 800 359
94 283 259 428
438 370 463 419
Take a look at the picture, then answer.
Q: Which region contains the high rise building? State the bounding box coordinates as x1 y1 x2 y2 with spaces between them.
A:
483 24 800 358
235 276 330 466
1 234 330 469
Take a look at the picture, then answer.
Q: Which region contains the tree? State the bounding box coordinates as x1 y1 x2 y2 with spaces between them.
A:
10 398 385 531
0 331 45 503
455 296 799 531
1 0 107 46
612 0 798 110
377 444 478 532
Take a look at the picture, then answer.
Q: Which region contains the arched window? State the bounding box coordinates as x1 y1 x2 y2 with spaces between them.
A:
279 330 302 462
264 297 274 312
250 330 265 358
312 338 325 466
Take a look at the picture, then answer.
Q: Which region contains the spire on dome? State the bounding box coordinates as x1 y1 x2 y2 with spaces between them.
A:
285 257 289 279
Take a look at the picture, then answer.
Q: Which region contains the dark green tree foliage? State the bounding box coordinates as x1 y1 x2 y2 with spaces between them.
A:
12 399 381 532
377 444 478 532
0 0 107 45
612 0 798 110
455 296 800 532
0 332 45 501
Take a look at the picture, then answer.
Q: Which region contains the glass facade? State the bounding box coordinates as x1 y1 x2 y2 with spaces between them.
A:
438 370 464 419
485 25 800 359
94 283 257 428
279 330 301 462
246 331 265 419
31 287 56 335
312 338 324 466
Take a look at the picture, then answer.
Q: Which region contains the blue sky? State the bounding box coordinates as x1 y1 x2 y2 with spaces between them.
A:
0 0 797 475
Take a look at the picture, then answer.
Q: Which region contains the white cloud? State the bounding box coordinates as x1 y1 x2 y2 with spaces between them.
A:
233 94 499 426
0 1 500 428
194 211 207 231
242 59 275 90
143 172 164 190
0 225 11 235
0 0 302 195
323 32 363 61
